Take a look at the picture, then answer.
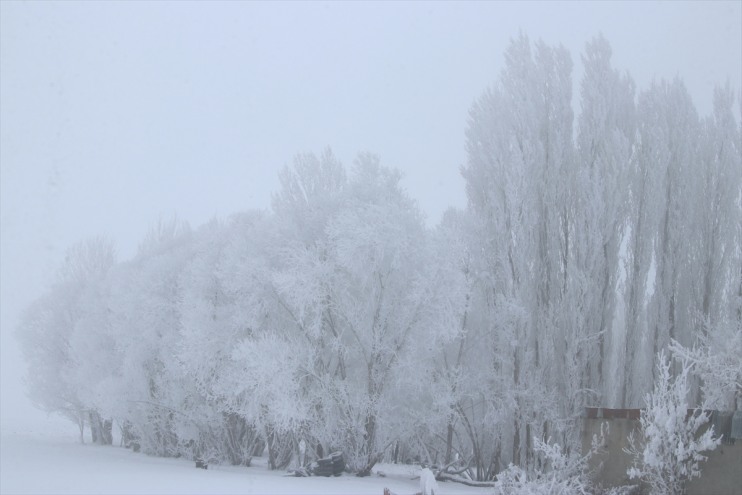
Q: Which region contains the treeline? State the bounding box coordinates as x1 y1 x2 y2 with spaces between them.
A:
18 35 741 479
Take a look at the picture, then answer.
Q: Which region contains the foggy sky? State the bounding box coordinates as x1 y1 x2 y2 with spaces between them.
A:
1 0 740 432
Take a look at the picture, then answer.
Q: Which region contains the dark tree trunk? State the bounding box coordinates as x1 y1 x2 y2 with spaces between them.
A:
88 411 112 445
445 421 454 465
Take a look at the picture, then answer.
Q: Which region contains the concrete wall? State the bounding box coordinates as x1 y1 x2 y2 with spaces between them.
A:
581 415 742 494
582 417 639 489
686 442 742 495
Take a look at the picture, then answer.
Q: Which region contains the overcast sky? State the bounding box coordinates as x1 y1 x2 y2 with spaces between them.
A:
1 0 740 432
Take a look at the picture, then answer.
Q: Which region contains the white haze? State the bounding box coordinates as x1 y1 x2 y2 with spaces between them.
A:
1 0 740 433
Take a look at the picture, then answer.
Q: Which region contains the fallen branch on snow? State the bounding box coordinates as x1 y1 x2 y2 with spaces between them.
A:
436 472 495 487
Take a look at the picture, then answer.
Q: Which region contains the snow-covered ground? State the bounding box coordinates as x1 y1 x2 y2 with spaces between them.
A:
0 429 491 495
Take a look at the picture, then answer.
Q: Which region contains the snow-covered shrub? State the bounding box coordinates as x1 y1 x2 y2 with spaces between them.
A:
625 350 721 495
493 430 605 495
669 321 742 411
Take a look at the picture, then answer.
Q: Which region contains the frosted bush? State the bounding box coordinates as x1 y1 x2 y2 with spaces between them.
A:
625 350 720 495
494 431 606 495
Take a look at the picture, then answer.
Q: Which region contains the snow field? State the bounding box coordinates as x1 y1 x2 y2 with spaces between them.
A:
0 432 490 495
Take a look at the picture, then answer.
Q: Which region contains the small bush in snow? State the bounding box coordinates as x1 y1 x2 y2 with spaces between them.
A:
624 350 721 495
494 430 606 495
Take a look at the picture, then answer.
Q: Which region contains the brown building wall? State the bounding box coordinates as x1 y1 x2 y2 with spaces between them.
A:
581 410 742 495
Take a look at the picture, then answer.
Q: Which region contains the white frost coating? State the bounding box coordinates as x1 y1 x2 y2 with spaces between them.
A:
625 350 721 494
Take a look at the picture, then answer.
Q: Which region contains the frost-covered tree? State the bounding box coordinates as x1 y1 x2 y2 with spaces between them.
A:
318 156 433 473
394 207 501 477
625 350 720 495
17 287 89 442
670 323 742 411
420 210 482 467
463 34 580 471
16 237 116 444
108 219 194 456
248 150 448 474
622 79 741 409
673 84 742 410
646 80 701 367
68 271 117 445
692 84 742 337
577 35 636 407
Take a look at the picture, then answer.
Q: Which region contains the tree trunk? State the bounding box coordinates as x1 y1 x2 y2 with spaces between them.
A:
88 411 113 445
89 411 99 444
512 418 520 467
103 419 113 444
444 420 454 465
361 412 378 475
266 429 277 470
78 413 85 444
356 452 383 477
121 420 135 448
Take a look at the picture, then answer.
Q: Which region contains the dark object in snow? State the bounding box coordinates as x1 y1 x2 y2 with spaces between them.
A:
195 458 208 469
311 452 345 476
331 451 344 476
313 458 334 477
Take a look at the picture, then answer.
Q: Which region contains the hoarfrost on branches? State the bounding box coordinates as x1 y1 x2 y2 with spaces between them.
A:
625 350 721 495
